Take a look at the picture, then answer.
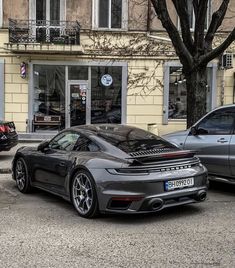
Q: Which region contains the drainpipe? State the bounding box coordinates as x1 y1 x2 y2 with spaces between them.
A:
146 0 171 42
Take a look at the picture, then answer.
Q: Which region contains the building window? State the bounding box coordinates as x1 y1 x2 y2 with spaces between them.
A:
30 0 66 43
91 66 122 124
163 62 217 124
30 0 66 21
168 67 187 119
93 0 128 30
178 0 211 31
30 63 127 132
68 66 88 80
33 65 65 131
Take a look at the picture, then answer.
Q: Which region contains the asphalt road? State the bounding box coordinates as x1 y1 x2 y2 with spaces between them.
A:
0 174 234 268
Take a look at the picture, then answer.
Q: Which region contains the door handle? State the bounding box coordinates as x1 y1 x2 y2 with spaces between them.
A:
59 162 66 167
217 138 228 143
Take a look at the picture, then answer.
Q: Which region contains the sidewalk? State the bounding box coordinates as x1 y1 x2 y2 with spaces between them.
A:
0 142 40 174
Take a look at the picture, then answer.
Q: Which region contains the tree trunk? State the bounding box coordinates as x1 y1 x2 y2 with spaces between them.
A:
185 67 207 128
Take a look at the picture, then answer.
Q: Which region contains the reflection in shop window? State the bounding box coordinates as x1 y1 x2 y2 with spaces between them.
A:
169 67 187 119
91 66 122 124
68 66 88 80
33 65 65 131
168 66 213 120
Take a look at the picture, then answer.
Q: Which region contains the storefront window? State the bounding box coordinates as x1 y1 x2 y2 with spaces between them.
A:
163 62 217 124
91 66 122 124
168 66 213 120
33 65 65 131
31 63 126 132
169 67 187 119
68 66 88 80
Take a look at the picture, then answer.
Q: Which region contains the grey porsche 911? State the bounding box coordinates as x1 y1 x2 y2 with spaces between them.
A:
12 124 208 218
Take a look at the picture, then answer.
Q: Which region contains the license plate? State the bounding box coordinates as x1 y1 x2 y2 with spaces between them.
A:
165 177 194 191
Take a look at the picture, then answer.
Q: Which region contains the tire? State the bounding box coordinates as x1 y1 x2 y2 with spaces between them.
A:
14 157 32 193
71 170 99 218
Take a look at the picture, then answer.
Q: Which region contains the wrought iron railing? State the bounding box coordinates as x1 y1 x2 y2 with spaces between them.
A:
9 19 81 45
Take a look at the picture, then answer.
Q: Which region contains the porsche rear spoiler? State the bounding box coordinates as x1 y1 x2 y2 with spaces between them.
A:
126 150 196 160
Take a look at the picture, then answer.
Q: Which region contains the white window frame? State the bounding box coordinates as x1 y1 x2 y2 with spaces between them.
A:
163 61 217 125
177 0 212 32
29 0 66 21
0 0 3 28
29 0 66 41
92 0 128 31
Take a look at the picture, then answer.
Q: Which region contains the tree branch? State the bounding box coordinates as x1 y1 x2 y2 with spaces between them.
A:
193 0 199 19
205 0 230 51
172 0 194 54
151 0 193 69
200 27 235 66
194 0 208 53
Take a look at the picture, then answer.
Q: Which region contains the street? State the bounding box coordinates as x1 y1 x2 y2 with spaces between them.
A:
0 174 234 268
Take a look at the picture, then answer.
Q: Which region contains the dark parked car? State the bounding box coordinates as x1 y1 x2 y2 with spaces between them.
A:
12 124 208 218
0 121 18 151
163 104 235 185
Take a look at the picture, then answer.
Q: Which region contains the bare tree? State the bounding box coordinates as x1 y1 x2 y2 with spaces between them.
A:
151 0 235 127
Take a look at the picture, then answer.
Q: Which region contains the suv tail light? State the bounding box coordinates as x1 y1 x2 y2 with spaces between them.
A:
0 125 10 133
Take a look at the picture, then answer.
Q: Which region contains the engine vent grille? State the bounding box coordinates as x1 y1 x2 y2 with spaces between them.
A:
129 148 176 157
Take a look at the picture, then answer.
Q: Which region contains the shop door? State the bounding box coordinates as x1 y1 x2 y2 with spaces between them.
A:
68 82 88 127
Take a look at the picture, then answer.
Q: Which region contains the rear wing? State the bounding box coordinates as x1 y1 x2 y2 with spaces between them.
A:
126 150 196 160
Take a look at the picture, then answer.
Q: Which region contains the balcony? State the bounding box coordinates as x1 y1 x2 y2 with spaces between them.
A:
5 19 84 54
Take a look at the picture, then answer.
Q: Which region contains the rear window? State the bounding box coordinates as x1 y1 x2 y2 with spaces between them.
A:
96 127 175 153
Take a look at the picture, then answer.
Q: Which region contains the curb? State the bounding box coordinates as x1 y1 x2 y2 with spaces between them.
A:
0 169 12 174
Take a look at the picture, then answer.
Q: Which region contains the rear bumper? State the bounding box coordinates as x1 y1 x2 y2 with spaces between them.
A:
90 164 208 214
103 187 207 214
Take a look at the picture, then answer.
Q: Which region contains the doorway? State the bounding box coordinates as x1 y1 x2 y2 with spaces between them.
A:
67 81 88 127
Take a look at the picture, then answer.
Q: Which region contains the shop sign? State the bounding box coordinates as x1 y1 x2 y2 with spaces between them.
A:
101 74 113 87
20 62 27 79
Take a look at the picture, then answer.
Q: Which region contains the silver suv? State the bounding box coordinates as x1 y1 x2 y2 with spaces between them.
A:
163 105 235 185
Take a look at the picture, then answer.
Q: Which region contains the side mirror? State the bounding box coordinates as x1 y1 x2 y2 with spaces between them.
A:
190 126 198 136
37 140 50 152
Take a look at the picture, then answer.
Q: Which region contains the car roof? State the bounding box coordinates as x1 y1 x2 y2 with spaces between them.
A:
70 124 143 137
213 104 235 111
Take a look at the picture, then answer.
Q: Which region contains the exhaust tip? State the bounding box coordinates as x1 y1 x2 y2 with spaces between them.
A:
148 198 164 211
196 190 207 202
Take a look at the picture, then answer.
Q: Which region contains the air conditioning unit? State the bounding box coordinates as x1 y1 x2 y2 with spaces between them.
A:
221 53 233 69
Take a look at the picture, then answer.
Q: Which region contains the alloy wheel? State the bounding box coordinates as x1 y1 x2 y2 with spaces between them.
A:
15 159 26 191
72 172 93 215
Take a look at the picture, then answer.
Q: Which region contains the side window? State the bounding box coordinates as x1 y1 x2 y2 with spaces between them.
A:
197 109 235 135
49 132 80 151
74 136 100 152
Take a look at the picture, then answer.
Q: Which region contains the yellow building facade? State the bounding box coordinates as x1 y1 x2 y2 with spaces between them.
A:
0 0 234 137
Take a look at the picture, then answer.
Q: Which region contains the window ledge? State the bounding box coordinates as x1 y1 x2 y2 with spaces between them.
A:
92 27 128 32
